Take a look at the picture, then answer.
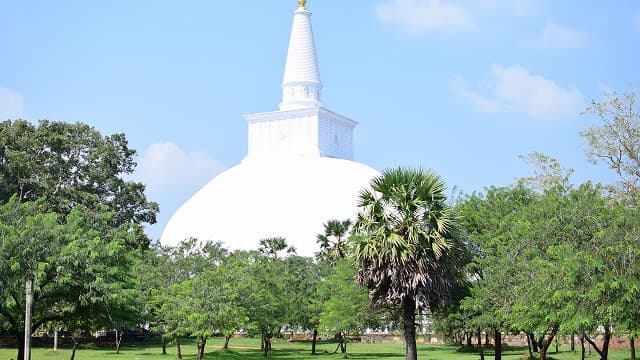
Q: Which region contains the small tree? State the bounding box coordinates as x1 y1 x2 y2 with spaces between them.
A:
319 258 377 357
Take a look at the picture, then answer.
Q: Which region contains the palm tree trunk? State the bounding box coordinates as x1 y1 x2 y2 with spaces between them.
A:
402 297 418 360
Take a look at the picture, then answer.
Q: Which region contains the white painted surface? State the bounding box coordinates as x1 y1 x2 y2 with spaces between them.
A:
245 107 356 160
160 156 379 256
280 8 322 111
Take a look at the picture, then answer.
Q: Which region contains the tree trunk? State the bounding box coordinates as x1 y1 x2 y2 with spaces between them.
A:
311 328 318 355
402 297 418 360
223 334 231 350
262 331 272 356
466 331 472 348
526 332 533 358
580 334 585 360
333 341 342 353
602 325 611 360
530 333 538 353
539 326 558 360
115 329 123 354
555 336 559 353
70 342 78 360
571 333 575 352
540 343 548 360
478 329 485 360
160 334 167 355
16 332 25 360
493 329 502 360
69 335 79 360
540 331 555 360
584 328 610 360
176 338 182 360
196 336 207 360
630 336 636 360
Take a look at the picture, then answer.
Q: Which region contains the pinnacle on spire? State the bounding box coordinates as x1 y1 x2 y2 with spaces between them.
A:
280 1 322 111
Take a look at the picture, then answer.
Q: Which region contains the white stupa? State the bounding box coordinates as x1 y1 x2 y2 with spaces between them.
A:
160 0 379 256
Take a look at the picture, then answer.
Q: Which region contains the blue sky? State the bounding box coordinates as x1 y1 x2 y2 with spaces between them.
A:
2 0 639 240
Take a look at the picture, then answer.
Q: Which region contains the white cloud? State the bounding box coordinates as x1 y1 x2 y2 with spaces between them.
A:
531 20 590 50
471 0 540 17
374 0 475 33
0 87 24 120
135 142 226 192
450 64 584 121
448 76 503 114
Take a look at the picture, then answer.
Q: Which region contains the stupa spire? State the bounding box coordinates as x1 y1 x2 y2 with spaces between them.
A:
280 0 322 111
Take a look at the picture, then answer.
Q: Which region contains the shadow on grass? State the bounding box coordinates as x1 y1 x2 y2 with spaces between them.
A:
203 348 404 359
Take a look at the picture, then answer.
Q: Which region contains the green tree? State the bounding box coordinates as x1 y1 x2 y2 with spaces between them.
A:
319 258 378 357
243 250 289 356
353 167 465 360
0 197 142 360
457 185 537 360
151 239 230 359
280 255 321 354
582 86 640 201
557 185 640 360
0 119 158 247
314 219 354 355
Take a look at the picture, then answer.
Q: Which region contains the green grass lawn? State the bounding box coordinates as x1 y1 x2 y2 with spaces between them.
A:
0 338 633 360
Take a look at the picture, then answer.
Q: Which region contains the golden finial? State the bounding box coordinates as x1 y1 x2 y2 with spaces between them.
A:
298 0 306 9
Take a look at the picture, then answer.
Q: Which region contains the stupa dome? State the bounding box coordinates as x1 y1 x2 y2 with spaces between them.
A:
160 2 379 256
160 156 378 255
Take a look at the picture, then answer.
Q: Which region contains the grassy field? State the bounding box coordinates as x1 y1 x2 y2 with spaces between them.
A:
0 337 634 360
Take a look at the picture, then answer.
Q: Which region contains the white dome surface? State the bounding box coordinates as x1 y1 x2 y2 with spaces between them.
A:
160 156 379 256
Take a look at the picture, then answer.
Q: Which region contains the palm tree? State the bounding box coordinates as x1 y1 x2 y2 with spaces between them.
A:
316 219 352 263
353 167 463 360
258 237 295 260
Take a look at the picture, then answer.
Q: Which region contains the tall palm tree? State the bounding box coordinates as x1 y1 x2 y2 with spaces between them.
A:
353 167 463 360
316 219 352 263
